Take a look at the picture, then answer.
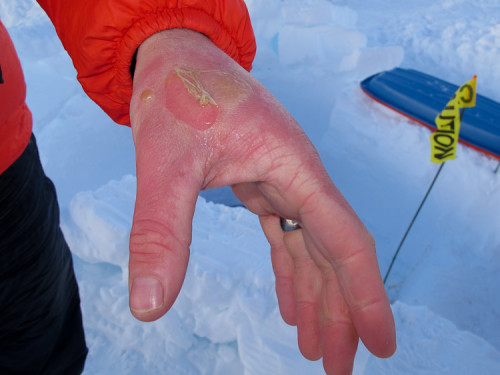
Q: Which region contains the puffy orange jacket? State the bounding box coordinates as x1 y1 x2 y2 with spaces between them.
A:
0 21 33 174
0 0 256 174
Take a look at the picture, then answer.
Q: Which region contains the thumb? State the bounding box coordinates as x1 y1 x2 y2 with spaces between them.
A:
129 128 202 322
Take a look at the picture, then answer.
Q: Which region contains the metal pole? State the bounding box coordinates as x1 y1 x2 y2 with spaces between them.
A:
383 162 445 284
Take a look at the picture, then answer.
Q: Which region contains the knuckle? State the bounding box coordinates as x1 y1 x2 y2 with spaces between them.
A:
351 295 387 315
335 245 366 269
129 219 182 264
321 315 353 331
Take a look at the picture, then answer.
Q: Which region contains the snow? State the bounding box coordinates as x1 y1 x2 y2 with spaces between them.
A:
3 0 500 373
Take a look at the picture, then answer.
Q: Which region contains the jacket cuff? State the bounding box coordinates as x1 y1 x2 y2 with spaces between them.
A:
38 1 256 126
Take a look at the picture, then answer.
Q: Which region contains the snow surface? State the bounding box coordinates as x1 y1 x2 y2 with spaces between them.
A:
3 0 500 373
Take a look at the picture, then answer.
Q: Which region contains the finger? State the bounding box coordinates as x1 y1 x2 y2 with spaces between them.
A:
259 215 297 326
299 185 396 358
129 127 202 322
298 230 359 374
321 316 358 375
284 229 323 361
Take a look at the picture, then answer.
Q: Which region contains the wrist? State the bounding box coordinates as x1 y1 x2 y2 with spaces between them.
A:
134 29 220 83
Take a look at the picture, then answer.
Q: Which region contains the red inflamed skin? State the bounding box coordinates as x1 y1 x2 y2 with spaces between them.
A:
128 29 396 375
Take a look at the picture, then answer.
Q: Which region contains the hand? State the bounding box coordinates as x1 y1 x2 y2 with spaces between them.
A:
128 29 396 374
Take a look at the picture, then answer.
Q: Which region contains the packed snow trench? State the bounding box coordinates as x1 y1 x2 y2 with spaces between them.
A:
3 0 500 374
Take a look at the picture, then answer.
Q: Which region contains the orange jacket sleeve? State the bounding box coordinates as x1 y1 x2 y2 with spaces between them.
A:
36 0 256 126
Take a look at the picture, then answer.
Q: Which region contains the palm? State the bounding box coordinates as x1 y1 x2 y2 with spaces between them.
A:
128 29 396 375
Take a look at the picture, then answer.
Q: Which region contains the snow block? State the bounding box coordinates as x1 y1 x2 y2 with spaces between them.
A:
361 302 500 375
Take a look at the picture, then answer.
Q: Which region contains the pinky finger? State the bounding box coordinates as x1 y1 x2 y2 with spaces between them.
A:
284 229 323 361
259 215 297 325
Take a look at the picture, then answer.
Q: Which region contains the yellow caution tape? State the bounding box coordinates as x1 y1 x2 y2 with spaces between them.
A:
430 76 477 163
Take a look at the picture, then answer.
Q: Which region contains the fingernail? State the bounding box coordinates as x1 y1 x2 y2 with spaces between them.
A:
130 277 164 313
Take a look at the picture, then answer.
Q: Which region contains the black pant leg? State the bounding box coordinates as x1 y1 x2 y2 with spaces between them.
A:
0 135 88 374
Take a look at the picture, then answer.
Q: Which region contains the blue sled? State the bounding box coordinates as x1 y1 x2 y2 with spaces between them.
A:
361 68 500 159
